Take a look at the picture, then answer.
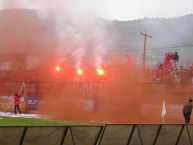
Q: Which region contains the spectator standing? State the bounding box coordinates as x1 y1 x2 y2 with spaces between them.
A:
174 52 179 64
183 98 193 123
14 93 21 114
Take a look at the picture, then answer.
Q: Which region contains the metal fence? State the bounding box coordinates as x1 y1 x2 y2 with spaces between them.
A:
0 81 191 117
0 124 193 145
0 81 189 100
0 81 106 98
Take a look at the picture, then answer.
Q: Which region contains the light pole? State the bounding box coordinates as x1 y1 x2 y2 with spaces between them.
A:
140 32 152 70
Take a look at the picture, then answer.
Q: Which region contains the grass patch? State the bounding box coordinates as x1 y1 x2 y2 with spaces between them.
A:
0 117 81 126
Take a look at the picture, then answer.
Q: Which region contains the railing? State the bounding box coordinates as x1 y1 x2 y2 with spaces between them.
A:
0 124 193 145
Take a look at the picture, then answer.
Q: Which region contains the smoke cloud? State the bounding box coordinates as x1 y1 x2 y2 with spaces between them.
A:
39 60 193 124
1 1 192 124
0 0 113 68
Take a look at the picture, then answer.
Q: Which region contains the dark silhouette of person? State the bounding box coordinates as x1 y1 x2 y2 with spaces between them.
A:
174 52 179 64
14 93 21 114
183 98 193 123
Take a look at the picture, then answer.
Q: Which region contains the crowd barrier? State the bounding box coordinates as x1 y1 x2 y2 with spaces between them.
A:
0 124 193 145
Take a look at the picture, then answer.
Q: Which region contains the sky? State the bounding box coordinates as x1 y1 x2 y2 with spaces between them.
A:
0 0 193 20
104 0 193 20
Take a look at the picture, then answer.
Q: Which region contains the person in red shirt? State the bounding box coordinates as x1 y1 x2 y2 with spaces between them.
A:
14 93 21 114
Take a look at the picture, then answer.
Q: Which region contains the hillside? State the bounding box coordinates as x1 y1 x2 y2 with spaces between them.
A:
113 15 193 66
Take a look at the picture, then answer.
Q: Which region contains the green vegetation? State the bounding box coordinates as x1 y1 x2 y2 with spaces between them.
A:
0 117 81 126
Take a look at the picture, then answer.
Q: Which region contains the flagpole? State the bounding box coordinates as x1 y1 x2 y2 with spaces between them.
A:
161 100 166 124
162 116 165 124
18 81 25 95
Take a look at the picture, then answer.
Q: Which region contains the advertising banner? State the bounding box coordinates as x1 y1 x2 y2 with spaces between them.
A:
25 96 42 109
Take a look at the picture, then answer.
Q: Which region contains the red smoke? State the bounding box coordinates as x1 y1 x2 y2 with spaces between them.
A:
39 60 193 124
0 9 192 124
0 9 57 64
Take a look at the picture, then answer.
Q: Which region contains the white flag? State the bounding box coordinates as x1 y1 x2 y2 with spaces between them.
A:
161 100 166 117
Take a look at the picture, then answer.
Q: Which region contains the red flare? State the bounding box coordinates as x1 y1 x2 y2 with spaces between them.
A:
77 68 83 76
55 66 61 72
96 68 105 76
